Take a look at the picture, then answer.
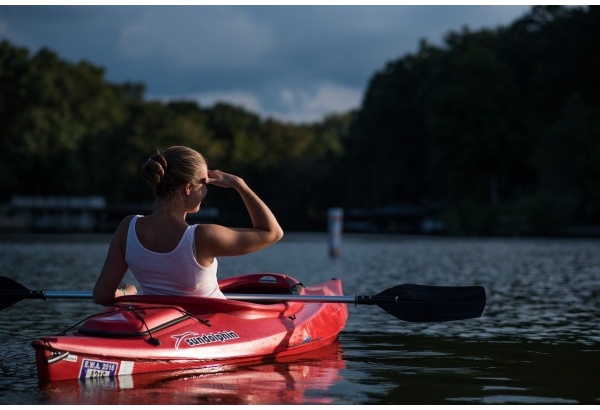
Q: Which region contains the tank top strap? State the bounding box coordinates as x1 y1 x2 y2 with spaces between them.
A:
127 215 141 242
186 224 198 257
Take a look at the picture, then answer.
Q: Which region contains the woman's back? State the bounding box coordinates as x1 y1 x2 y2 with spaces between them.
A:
133 214 189 254
125 215 225 298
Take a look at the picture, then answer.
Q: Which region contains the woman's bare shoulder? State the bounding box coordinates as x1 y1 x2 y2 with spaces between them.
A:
118 215 137 229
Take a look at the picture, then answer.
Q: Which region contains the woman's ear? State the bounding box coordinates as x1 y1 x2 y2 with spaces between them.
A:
184 182 192 196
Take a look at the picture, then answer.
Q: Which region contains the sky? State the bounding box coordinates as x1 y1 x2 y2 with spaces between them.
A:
0 4 534 124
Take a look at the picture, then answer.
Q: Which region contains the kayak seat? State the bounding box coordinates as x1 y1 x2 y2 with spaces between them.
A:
218 273 302 296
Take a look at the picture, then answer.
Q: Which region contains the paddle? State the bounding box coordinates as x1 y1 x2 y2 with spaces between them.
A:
0 276 485 322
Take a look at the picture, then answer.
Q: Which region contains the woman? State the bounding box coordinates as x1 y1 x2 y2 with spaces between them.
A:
93 146 283 305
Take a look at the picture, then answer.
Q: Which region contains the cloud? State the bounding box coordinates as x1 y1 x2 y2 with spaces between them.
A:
153 81 361 124
117 7 275 68
155 89 263 113
0 13 22 43
277 82 362 123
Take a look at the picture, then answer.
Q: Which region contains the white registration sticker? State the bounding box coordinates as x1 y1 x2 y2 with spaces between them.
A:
79 359 119 379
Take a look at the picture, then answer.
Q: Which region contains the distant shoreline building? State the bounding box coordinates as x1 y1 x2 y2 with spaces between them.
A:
2 196 107 232
0 196 221 233
344 205 445 235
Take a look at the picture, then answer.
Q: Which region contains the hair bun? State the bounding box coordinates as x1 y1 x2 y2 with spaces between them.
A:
141 153 168 186
149 153 168 170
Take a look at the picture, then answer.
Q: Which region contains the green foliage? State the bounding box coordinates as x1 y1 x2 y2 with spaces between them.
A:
0 42 133 197
0 40 349 230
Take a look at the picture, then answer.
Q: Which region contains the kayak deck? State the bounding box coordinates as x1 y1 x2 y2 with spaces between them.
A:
31 273 348 381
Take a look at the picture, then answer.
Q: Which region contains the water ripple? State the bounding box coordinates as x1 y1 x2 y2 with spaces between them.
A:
1 234 599 404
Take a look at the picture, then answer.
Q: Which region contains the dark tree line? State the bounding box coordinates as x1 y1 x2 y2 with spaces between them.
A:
344 5 600 235
1 6 599 235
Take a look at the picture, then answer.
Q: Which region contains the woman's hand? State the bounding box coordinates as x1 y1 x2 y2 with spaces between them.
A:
115 283 138 298
205 170 243 189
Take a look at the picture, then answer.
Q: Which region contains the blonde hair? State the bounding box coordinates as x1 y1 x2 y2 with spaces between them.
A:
141 146 206 199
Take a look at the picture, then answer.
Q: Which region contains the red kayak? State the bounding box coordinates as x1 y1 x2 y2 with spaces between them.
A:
31 273 348 381
41 341 346 405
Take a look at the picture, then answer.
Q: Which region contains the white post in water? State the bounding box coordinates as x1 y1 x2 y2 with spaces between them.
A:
327 207 344 257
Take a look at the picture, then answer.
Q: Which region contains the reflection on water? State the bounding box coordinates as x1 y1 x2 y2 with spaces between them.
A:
1 233 599 404
340 333 597 405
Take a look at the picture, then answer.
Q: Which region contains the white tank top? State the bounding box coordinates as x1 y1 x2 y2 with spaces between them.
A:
125 215 225 298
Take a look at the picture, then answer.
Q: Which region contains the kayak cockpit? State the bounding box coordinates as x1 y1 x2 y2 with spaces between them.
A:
44 273 307 340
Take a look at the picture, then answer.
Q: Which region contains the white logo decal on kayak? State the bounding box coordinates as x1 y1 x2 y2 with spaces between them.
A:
172 331 240 349
259 275 277 284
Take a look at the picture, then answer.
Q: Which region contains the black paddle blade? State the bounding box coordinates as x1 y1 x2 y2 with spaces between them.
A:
0 276 33 310
374 284 486 322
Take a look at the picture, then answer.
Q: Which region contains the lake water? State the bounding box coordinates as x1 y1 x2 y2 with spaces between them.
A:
1 233 599 405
